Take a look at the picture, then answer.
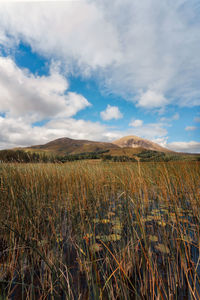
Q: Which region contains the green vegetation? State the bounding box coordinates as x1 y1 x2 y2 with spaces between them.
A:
0 161 200 299
0 149 56 163
0 148 199 163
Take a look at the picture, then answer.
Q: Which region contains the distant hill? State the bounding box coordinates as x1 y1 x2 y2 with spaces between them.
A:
27 137 119 155
16 135 173 156
2 136 199 163
113 135 171 153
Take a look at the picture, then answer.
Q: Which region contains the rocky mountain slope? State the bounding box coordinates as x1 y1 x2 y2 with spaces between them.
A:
113 135 171 152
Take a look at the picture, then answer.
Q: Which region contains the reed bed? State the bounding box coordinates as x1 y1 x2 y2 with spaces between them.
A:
0 161 199 299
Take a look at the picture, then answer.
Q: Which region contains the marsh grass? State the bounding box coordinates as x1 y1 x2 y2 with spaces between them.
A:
0 161 199 299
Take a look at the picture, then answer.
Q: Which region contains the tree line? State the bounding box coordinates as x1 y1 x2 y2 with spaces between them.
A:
0 149 138 163
0 149 198 163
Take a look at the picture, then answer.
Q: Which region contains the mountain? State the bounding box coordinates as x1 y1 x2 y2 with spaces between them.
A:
22 135 172 156
27 137 119 155
6 136 200 163
113 135 171 152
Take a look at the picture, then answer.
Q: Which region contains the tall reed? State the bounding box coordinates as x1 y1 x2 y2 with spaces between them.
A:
0 161 199 299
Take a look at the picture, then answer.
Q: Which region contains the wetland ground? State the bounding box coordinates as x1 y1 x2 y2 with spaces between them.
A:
0 161 199 299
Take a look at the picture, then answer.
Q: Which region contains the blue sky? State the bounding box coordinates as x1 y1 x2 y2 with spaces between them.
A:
0 0 199 152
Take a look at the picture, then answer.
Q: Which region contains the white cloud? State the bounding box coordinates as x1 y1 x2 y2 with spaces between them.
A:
0 0 199 151
129 119 143 127
1 115 200 153
44 118 108 142
97 0 200 108
167 141 200 153
185 126 197 131
100 105 123 121
128 120 168 142
160 113 179 122
172 113 180 121
0 111 136 149
0 56 90 121
132 124 167 141
0 1 199 108
160 113 180 124
0 116 116 149
137 90 168 109
0 55 97 150
152 137 168 148
129 117 169 144
0 30 11 47
0 1 120 72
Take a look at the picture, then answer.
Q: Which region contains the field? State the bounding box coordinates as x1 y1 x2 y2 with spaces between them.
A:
0 161 200 299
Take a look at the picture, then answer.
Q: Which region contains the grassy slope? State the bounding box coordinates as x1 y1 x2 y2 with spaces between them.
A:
23 146 146 157
25 137 119 155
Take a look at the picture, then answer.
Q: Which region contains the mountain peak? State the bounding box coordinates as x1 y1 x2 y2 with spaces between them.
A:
113 136 170 152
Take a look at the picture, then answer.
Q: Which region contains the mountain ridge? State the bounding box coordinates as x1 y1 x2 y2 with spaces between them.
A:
26 137 119 155
21 135 172 155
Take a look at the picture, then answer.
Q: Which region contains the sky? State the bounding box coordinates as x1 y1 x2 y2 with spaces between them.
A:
0 0 199 153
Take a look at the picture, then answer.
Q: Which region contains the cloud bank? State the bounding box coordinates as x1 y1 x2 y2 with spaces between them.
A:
0 0 199 109
167 141 200 153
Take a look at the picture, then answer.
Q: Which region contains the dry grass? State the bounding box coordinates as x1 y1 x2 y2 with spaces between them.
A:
0 160 199 299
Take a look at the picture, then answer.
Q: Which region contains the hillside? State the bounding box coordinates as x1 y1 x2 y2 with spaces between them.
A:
18 136 172 156
2 136 200 163
113 135 171 152
27 137 119 155
107 146 146 157
24 136 171 156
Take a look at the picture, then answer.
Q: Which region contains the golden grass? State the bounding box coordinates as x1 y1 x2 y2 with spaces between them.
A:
0 160 199 299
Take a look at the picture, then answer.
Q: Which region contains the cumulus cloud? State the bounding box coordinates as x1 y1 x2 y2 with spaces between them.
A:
100 105 123 121
129 119 143 127
0 1 199 108
185 126 197 131
0 116 121 149
0 56 90 121
137 90 168 109
97 0 200 108
167 141 200 153
0 55 101 149
0 1 120 73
